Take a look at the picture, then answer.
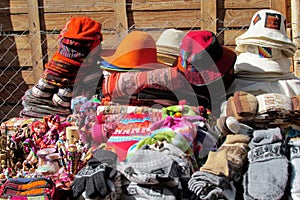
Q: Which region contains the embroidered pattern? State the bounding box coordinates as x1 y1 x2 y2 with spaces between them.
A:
253 14 261 25
265 13 281 30
248 142 283 163
258 46 272 58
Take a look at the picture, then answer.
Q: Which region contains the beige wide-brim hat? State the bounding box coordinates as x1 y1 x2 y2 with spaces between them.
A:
236 9 296 57
156 28 186 66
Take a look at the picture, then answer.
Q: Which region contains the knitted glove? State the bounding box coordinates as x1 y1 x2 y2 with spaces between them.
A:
71 163 107 198
71 149 118 199
200 134 250 181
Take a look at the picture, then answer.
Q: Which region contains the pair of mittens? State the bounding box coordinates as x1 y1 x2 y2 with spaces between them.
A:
243 127 288 200
200 134 250 182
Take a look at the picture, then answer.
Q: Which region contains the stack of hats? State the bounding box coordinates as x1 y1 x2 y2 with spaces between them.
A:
99 30 197 107
21 17 102 118
235 9 296 57
156 28 186 67
226 9 300 97
99 31 162 72
99 30 213 108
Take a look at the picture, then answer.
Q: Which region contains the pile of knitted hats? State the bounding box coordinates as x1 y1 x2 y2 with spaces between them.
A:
21 17 102 118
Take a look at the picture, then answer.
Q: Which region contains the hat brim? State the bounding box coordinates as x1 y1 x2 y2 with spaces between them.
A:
99 59 168 72
180 46 236 86
157 52 178 67
101 47 166 70
234 52 291 74
156 45 180 56
236 28 295 47
235 39 296 57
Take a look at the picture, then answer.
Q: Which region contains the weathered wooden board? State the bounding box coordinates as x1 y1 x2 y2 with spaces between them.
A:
0 12 117 32
220 9 259 27
128 10 201 29
218 0 269 9
0 0 28 14
0 84 29 103
41 12 116 31
0 35 30 50
130 0 201 11
42 0 114 12
0 14 28 32
0 105 24 120
221 29 247 45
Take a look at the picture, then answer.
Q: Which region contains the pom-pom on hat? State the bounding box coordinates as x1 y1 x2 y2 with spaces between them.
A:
99 31 167 72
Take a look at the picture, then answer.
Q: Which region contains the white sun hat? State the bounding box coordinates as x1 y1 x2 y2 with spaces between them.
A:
235 9 296 57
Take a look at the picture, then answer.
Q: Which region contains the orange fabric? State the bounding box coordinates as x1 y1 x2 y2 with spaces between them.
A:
60 17 102 41
18 180 49 190
108 48 158 69
101 31 162 69
176 56 186 73
16 188 45 196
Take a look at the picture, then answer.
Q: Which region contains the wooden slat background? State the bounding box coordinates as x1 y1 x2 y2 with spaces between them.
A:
0 0 295 122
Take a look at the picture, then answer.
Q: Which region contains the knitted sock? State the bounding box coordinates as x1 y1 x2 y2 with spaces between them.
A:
122 182 177 200
243 127 288 200
289 138 300 199
188 171 234 200
200 134 250 181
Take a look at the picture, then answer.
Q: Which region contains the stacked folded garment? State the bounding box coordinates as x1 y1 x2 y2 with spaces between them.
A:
21 17 103 118
222 91 295 129
254 93 293 128
119 143 193 200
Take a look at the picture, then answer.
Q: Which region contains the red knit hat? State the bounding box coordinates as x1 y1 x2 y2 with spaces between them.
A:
60 17 102 41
